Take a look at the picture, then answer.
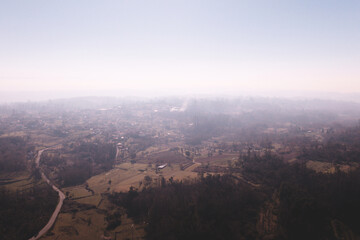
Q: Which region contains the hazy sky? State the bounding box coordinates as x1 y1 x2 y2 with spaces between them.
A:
1 0 360 95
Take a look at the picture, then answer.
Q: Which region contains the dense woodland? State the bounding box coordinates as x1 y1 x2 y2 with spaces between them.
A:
0 137 58 240
41 141 116 187
110 153 360 240
108 124 360 240
0 185 58 240
109 175 265 240
300 126 360 165
0 137 29 172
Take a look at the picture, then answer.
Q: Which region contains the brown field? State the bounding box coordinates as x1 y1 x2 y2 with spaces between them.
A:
0 171 39 192
0 131 27 138
195 153 238 166
42 159 200 240
63 185 93 199
306 160 358 174
41 208 108 240
110 213 146 240
281 152 298 162
306 160 333 173
138 150 190 164
75 194 103 206
87 162 197 193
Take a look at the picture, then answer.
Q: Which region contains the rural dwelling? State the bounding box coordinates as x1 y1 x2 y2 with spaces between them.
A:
157 164 167 170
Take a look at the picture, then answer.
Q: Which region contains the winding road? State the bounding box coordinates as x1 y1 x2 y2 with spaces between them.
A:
29 149 66 240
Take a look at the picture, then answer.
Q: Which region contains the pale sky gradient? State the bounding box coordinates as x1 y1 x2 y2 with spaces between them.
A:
1 0 360 95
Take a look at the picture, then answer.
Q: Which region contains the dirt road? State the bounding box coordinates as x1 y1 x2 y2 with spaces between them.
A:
29 149 65 240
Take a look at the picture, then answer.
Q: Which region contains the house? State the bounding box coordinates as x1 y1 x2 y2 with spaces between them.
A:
157 164 167 170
